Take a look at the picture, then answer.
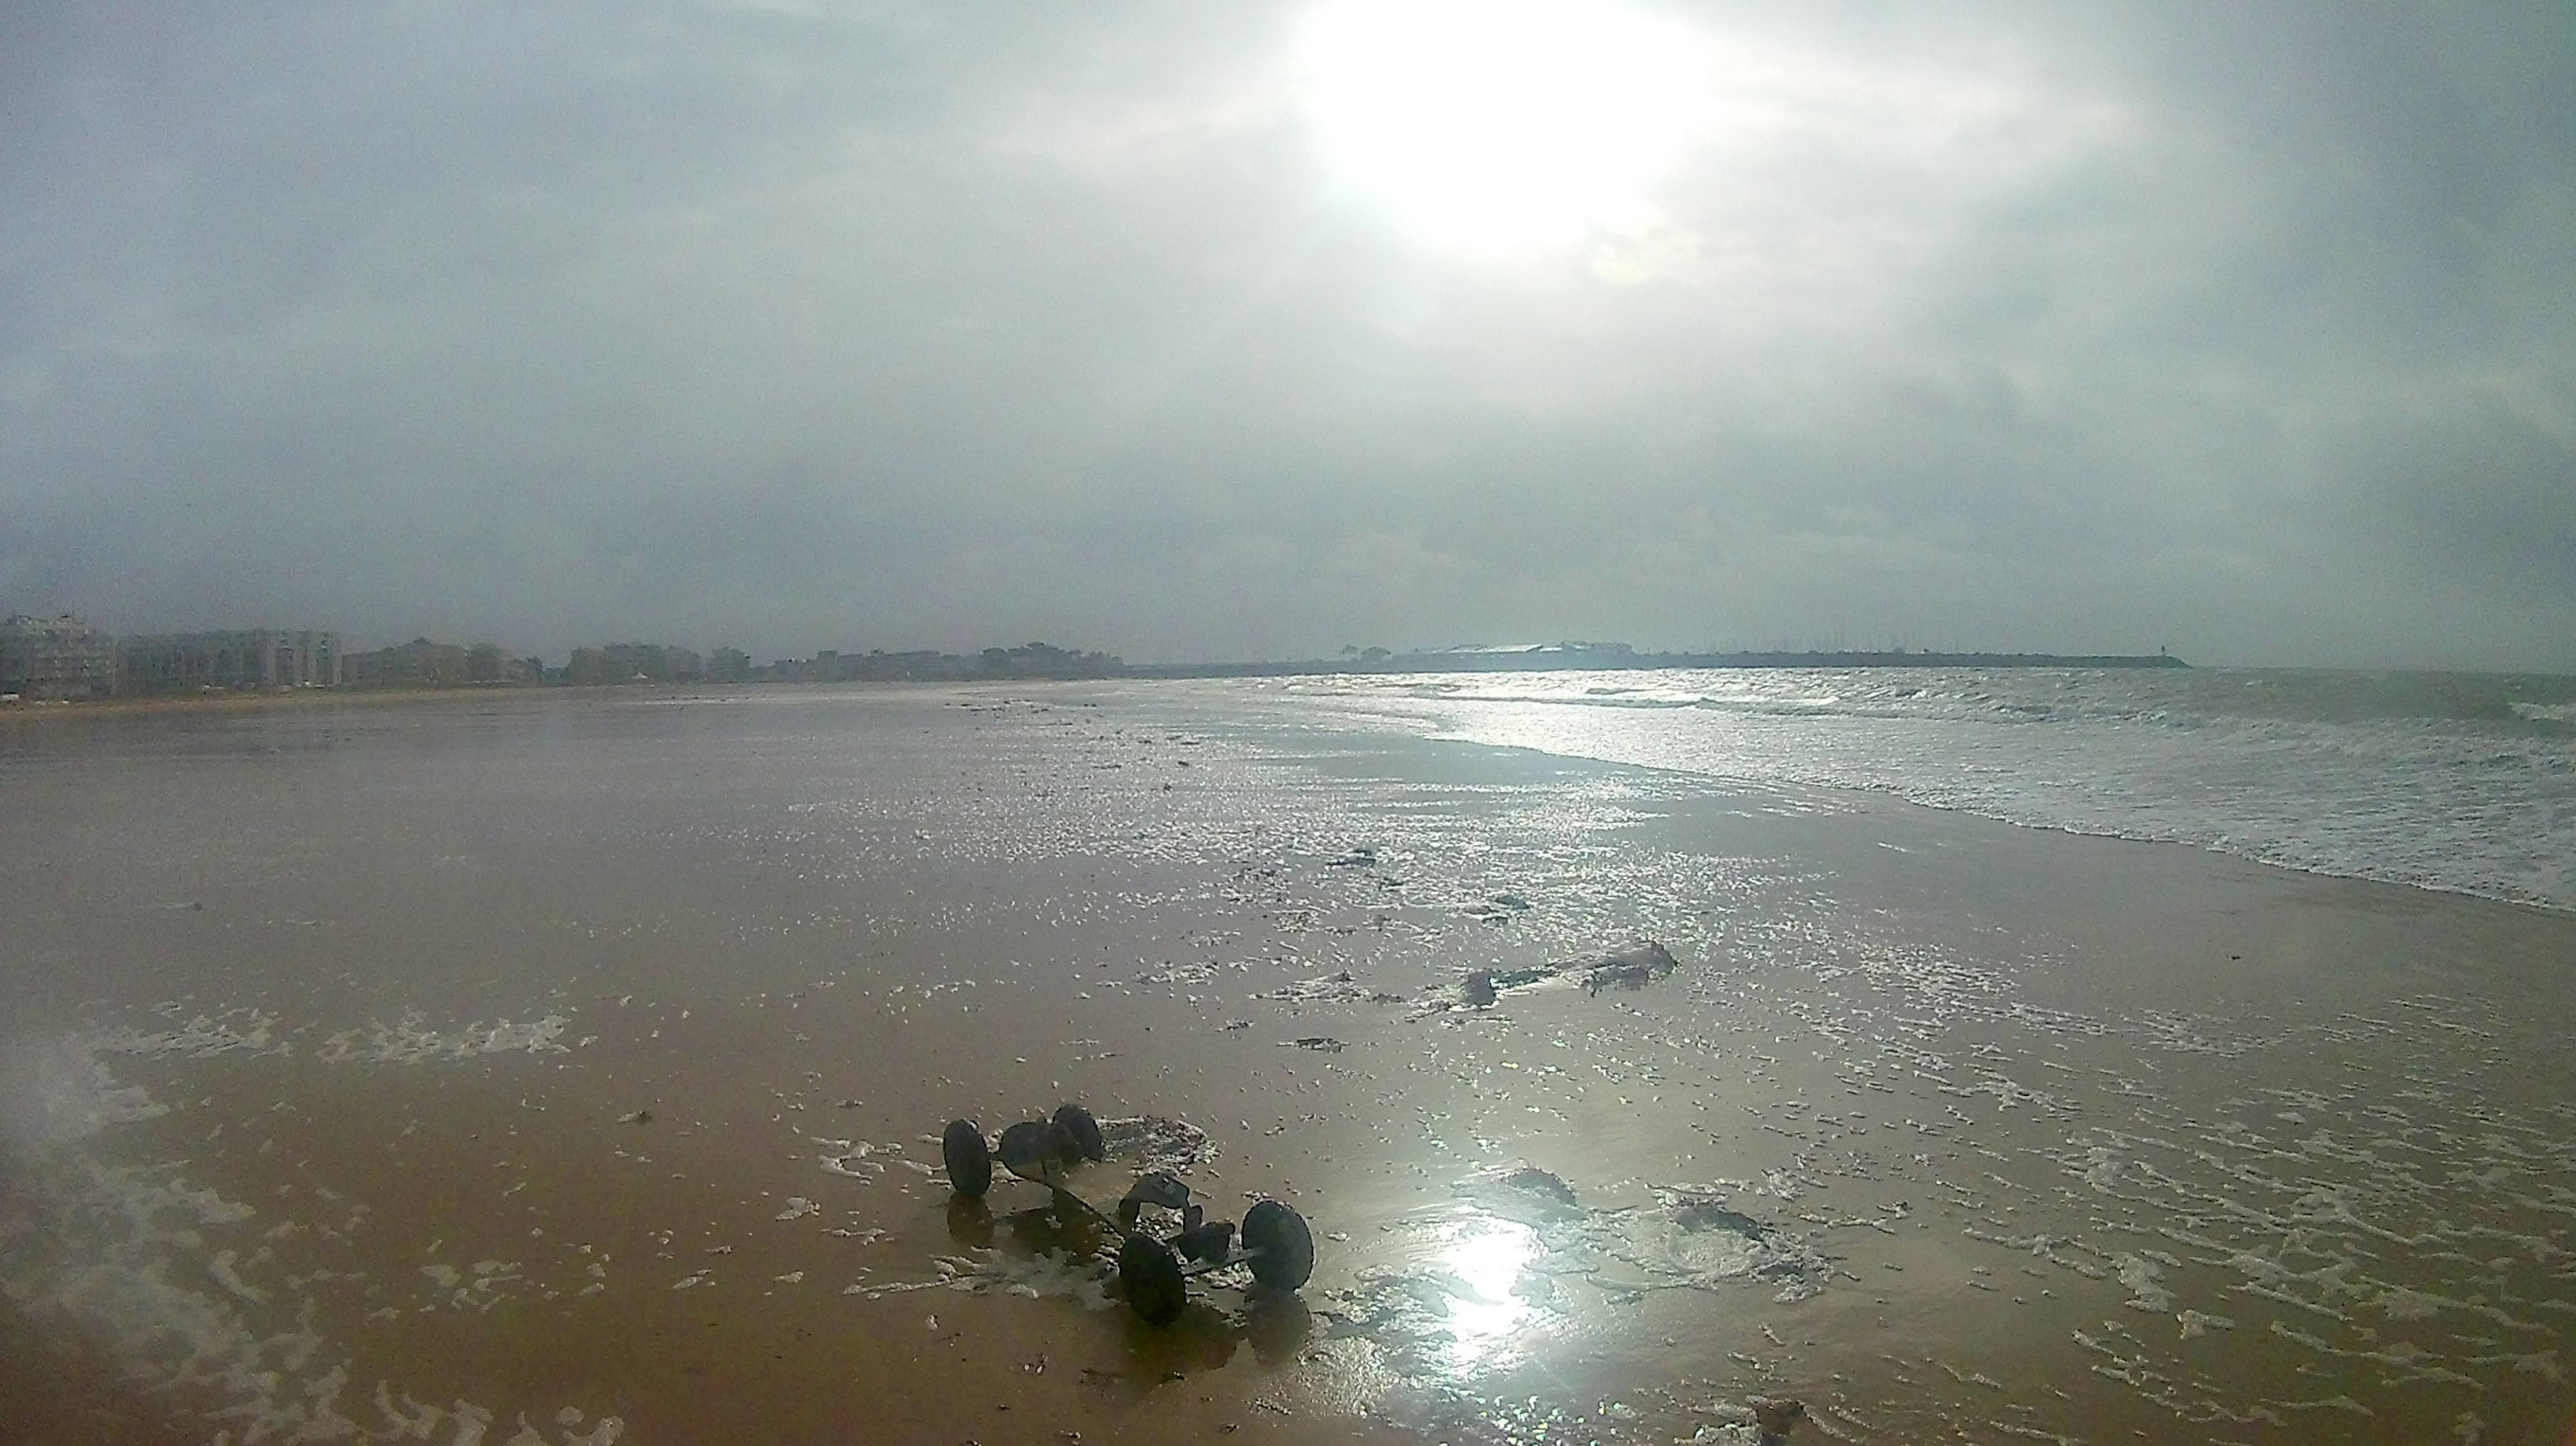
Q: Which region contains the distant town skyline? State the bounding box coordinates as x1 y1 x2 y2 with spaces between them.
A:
2 602 2125 672
6 4 2571 671
8 606 2199 704
0 613 1145 699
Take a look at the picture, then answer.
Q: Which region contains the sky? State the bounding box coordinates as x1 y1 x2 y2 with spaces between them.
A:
2 1 2572 669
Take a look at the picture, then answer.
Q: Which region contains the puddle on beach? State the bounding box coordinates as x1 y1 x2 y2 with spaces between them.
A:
3 686 2573 1444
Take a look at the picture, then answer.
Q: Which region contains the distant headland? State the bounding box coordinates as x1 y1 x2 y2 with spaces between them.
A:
1128 643 2188 679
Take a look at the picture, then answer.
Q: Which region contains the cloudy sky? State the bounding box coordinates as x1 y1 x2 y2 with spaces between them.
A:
3 1 2570 667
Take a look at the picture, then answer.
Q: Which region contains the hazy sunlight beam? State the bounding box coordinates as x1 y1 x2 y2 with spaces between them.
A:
1298 0 1713 257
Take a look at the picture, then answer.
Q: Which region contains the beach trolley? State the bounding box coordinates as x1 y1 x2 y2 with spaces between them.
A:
940 1105 1315 1325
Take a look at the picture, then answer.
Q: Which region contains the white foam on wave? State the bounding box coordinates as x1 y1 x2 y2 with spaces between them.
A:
96 1007 292 1061
0 1036 171 1146
45 1003 576 1083
2113 1253 2174 1313
1275 668 2576 911
3 1143 619 1446
3 1006 580 1149
869 1248 1120 1310
318 1014 574 1064
1097 1113 1215 1173
815 1136 887 1179
2 1019 613 1443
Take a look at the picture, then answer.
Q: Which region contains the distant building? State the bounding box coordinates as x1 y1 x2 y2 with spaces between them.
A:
347 638 470 686
119 629 341 693
707 647 752 684
853 649 963 681
0 614 118 700
344 638 537 686
975 642 1122 679
566 642 703 685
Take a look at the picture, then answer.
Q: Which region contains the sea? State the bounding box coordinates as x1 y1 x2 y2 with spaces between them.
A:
1224 666 2576 912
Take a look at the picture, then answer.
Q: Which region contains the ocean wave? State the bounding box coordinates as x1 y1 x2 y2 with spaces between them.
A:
1269 667 2576 912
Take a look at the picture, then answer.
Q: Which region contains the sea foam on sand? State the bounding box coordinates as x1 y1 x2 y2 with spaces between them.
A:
1 1018 616 1446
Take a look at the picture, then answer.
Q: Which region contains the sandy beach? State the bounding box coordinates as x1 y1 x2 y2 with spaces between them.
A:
3 683 2572 1445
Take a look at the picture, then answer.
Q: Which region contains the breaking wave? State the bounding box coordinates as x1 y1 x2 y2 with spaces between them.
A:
1253 667 2576 911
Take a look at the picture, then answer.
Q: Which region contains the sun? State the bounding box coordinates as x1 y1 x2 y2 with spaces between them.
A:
1297 0 1713 257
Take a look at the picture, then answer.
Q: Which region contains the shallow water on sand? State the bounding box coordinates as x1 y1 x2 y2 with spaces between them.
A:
2 686 2572 1444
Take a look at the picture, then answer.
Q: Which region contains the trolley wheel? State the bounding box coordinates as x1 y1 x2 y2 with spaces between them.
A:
1053 1103 1106 1163
1242 1201 1314 1292
1176 1220 1235 1264
997 1120 1059 1180
1119 1233 1187 1326
941 1119 992 1199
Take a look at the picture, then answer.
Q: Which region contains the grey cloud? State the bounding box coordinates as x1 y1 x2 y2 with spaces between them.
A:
2 1 2571 667
2343 400 2576 600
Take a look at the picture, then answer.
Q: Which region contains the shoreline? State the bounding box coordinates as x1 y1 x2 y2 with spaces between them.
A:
12 669 2572 923
1129 648 2191 679
1 648 2192 724
0 678 1020 724
0 684 514 723
10 669 2572 925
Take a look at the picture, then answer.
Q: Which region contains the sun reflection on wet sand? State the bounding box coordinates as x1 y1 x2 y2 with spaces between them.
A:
1438 1216 1539 1367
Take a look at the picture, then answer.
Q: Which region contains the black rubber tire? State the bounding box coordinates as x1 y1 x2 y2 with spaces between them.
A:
1053 1103 1106 1163
1119 1233 1187 1326
1242 1200 1314 1292
997 1120 1056 1180
1176 1220 1235 1264
942 1120 992 1200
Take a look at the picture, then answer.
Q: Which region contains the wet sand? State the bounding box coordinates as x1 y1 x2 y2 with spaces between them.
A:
3 684 2572 1444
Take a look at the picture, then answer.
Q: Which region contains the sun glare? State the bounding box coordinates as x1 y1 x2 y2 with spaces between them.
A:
1438 1217 1537 1365
1299 0 1713 257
